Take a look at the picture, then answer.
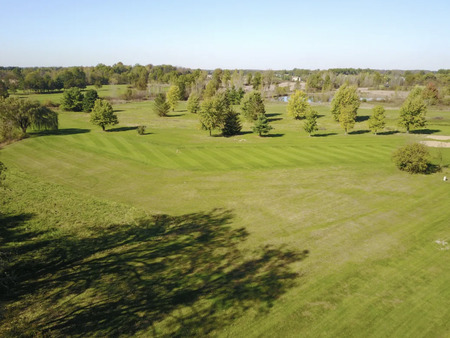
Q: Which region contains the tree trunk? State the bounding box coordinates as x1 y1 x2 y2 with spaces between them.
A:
102 125 105 131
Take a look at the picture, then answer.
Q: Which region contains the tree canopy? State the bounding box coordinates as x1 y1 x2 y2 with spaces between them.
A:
368 105 386 134
89 99 118 131
303 110 319 136
0 97 58 135
398 87 427 133
331 84 360 122
287 90 310 119
61 87 84 112
241 91 265 121
167 85 181 111
252 113 273 136
153 93 170 117
187 93 200 114
82 89 99 112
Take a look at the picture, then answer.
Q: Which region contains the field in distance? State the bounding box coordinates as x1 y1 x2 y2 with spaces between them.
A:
1 88 450 337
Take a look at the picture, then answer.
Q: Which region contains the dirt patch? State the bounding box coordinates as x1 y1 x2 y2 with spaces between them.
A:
420 141 450 148
426 135 450 141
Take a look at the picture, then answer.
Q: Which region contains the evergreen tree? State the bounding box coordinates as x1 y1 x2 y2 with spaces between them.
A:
187 93 200 114
153 93 170 117
167 85 181 111
287 90 310 119
90 99 118 131
252 114 273 136
399 87 427 133
368 105 386 134
82 89 99 112
303 110 318 136
241 91 265 121
222 110 242 136
61 87 84 111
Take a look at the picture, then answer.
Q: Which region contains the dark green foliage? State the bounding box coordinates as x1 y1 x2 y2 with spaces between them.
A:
199 93 229 136
252 72 262 90
368 105 386 134
225 86 245 105
241 91 265 121
82 90 99 112
252 114 273 136
331 84 360 122
89 99 118 131
137 125 146 135
153 93 170 117
61 87 84 112
222 110 242 137
0 97 58 135
392 143 431 174
303 110 319 136
0 80 8 98
187 93 200 114
399 87 427 132
0 161 6 188
59 67 87 89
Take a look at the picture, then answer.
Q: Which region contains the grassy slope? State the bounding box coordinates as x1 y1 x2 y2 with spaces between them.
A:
1 91 450 337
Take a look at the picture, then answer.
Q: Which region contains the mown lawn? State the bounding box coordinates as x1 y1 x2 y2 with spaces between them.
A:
1 92 449 337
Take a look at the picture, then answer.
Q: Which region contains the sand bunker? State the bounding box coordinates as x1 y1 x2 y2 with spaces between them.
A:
421 141 450 148
426 135 450 141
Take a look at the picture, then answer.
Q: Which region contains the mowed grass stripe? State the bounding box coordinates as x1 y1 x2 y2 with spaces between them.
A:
186 148 230 170
148 147 184 169
178 148 217 170
286 146 332 164
267 146 316 166
229 147 274 168
249 146 294 166
206 147 250 170
226 148 267 169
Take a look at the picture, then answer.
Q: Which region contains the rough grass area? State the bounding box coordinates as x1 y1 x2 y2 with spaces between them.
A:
1 90 450 337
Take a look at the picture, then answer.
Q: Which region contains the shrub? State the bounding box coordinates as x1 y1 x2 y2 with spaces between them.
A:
137 125 146 135
392 143 431 174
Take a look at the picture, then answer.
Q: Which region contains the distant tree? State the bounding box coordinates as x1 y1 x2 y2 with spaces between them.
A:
399 87 427 133
153 93 170 117
225 86 245 105
203 80 218 99
368 105 386 134
422 82 439 105
61 87 84 111
246 73 253 85
252 114 273 136
187 93 200 114
287 90 310 119
252 72 262 90
241 91 265 121
59 67 87 89
222 70 231 88
90 99 118 131
82 89 99 112
0 97 58 135
222 110 242 137
303 110 318 136
167 85 181 111
331 84 360 121
392 143 430 174
0 80 8 98
339 106 356 134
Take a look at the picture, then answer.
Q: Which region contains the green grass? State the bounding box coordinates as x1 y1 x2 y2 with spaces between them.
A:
1 97 450 337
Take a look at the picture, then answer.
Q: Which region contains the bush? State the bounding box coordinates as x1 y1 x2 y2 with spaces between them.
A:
392 143 431 174
42 100 59 108
137 125 146 135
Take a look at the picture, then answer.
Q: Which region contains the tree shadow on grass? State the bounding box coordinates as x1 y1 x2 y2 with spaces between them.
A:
410 129 441 135
268 117 283 122
349 129 370 135
1 209 308 337
107 126 138 132
313 132 338 137
167 113 185 117
356 115 370 122
264 133 284 138
30 128 91 137
377 130 399 135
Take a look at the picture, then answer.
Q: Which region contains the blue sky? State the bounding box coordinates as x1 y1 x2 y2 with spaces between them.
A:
0 0 449 69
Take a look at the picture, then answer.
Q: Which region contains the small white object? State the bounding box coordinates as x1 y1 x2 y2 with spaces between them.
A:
444 176 448 181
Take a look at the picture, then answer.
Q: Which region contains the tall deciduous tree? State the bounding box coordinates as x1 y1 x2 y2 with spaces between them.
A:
198 93 229 136
399 87 427 133
241 91 265 121
252 114 273 136
303 110 318 136
331 84 360 121
287 90 310 119
167 85 181 111
339 106 356 134
368 105 386 134
0 97 58 134
187 93 200 114
153 93 170 117
90 99 118 131
61 87 84 111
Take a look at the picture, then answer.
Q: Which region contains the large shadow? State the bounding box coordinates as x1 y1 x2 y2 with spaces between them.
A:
313 132 338 137
30 128 91 137
348 130 370 135
378 130 399 135
108 126 138 132
356 115 370 122
410 129 441 135
1 209 308 337
264 133 284 138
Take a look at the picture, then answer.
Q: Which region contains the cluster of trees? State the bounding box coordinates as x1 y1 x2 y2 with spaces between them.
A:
61 88 99 112
0 97 58 141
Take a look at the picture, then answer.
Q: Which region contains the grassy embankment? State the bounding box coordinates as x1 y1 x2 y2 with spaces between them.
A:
1 87 450 337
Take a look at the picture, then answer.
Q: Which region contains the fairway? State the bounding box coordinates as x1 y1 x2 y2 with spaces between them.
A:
1 96 450 337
